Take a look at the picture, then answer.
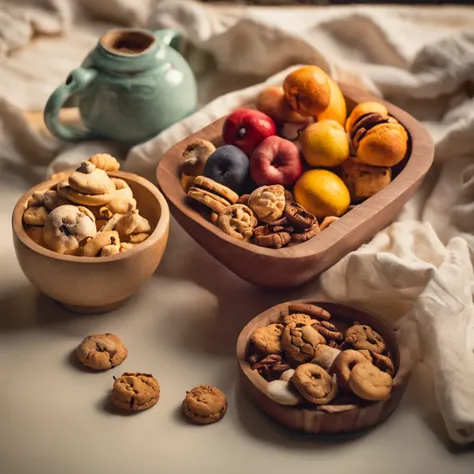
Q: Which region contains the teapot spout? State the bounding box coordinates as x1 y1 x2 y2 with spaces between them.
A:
154 28 183 52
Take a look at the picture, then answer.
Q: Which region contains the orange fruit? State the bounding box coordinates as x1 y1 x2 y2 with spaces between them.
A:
283 66 331 117
316 78 347 126
300 120 349 167
294 169 350 218
345 102 388 133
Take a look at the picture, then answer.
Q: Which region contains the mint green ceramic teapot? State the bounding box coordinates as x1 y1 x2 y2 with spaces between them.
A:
44 28 197 144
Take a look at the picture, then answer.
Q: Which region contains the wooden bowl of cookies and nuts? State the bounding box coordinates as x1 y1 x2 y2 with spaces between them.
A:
236 299 411 434
157 66 434 289
12 154 170 313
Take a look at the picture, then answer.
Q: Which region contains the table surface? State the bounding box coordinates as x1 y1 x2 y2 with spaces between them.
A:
1 179 473 474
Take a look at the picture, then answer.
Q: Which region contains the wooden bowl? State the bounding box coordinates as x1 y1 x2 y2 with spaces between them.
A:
236 299 410 434
12 171 170 313
157 83 434 289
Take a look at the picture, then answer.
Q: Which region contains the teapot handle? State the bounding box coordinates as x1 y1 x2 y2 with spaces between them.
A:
154 28 183 53
44 67 98 141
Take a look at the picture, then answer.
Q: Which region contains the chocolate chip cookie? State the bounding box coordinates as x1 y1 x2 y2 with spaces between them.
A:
112 372 160 412
76 333 128 370
182 385 227 424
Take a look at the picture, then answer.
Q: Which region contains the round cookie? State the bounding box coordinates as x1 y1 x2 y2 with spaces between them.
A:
69 161 115 195
43 205 96 254
182 385 227 424
282 322 326 364
58 181 115 207
292 363 338 405
331 349 368 389
251 323 284 355
344 324 386 354
348 362 393 401
216 204 257 241
76 333 128 370
248 184 285 223
112 373 160 412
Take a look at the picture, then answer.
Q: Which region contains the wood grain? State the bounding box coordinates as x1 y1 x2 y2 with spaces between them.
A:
12 171 170 313
157 83 434 289
236 299 410 434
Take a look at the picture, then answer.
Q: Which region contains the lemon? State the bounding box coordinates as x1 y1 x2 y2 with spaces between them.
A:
300 120 349 168
294 169 350 218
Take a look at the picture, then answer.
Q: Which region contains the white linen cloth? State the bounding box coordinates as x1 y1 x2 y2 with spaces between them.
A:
1 0 474 444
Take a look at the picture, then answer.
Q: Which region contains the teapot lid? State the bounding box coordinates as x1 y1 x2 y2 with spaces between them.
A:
99 29 156 56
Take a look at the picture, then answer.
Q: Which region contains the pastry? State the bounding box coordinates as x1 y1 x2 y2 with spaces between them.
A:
23 206 49 226
287 303 331 321
112 372 160 412
312 320 343 342
331 349 368 389
266 379 303 406
76 333 127 370
181 139 216 176
82 231 120 257
282 322 326 364
348 362 393 401
282 313 317 326
216 204 257 241
248 184 285 223
344 324 386 354
43 205 96 254
182 385 227 424
69 161 115 195
292 363 338 405
89 153 120 172
251 323 284 355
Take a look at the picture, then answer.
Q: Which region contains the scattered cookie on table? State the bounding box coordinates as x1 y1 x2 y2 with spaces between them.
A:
75 333 128 370
182 385 227 425
112 372 160 412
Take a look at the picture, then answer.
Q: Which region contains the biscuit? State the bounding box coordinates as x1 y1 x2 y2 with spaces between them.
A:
292 363 338 405
331 349 368 389
216 204 257 241
291 222 320 242
27 191 45 207
182 385 227 424
115 207 140 238
187 187 231 213
106 179 137 214
43 189 71 210
126 232 150 244
284 201 316 230
251 323 284 355
288 303 331 321
192 175 239 204
43 205 96 254
76 333 128 370
282 313 317 326
282 322 326 364
88 153 120 172
237 194 250 206
101 243 120 256
253 231 291 249
58 181 115 207
266 380 303 406
348 362 393 401
82 231 120 257
248 185 285 223
112 372 160 412
344 324 386 354
23 206 49 225
69 161 116 195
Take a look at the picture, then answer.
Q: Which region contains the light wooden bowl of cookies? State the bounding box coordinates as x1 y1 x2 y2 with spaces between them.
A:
12 171 169 313
236 299 410 434
157 83 434 289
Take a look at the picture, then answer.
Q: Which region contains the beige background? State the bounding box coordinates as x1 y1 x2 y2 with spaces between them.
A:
1 180 474 474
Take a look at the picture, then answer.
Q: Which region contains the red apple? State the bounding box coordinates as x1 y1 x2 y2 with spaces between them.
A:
250 136 304 187
222 109 276 156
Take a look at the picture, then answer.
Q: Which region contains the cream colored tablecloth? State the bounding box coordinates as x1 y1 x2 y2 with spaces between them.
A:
1 1 474 473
